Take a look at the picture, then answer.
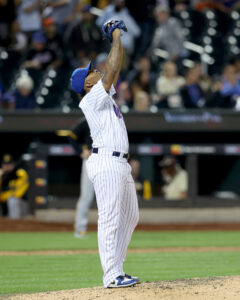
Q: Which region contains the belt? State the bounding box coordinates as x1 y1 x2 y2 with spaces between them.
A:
92 148 128 159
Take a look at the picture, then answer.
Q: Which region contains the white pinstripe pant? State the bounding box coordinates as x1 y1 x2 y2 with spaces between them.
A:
86 153 139 287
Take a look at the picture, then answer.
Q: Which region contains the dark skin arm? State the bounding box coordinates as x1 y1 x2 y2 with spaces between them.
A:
113 38 123 86
102 28 122 92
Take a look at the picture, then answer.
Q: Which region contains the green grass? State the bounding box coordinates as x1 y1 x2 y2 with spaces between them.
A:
0 231 240 251
0 231 240 295
0 252 240 294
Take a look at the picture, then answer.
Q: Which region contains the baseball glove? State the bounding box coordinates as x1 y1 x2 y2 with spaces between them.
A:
102 20 127 43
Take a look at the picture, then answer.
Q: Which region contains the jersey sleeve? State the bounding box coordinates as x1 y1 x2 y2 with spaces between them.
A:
81 79 109 111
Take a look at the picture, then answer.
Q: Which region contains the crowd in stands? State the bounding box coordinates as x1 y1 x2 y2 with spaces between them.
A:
1 0 240 112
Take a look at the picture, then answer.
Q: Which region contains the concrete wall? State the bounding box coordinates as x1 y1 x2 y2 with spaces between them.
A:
35 207 240 224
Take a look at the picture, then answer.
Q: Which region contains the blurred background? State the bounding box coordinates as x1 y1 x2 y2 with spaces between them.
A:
1 0 240 222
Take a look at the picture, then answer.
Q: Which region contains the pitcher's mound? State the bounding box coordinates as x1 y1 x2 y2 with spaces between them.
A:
6 276 240 300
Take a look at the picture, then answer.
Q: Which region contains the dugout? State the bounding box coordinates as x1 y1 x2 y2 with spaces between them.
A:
1 110 240 213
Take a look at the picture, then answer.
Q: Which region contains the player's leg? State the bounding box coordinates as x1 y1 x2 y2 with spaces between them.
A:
115 172 139 270
93 170 125 288
7 197 21 219
75 159 95 236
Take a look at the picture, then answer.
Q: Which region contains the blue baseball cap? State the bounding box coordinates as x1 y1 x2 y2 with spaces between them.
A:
70 61 92 94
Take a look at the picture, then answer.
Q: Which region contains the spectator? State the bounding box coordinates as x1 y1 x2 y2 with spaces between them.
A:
149 5 186 63
199 74 212 95
159 156 188 200
23 31 59 70
221 64 240 101
156 0 169 5
180 63 205 108
0 0 16 46
193 0 236 12
5 20 27 52
131 70 152 99
194 0 218 11
232 55 240 78
233 0 240 11
217 0 239 12
156 61 185 104
125 0 156 57
0 82 4 101
94 0 111 9
205 76 235 108
116 81 133 107
43 18 63 54
96 0 140 67
133 90 151 112
16 0 42 35
65 5 104 61
44 0 78 33
173 0 191 12
127 56 156 90
2 74 36 110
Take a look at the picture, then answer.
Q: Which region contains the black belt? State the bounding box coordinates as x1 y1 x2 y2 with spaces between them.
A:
92 148 128 159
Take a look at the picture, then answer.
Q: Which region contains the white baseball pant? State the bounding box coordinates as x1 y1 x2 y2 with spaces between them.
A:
86 153 139 287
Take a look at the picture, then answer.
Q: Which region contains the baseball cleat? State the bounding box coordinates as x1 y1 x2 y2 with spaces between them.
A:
107 275 138 288
125 273 141 284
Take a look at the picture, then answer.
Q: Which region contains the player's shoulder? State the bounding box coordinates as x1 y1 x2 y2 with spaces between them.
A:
91 79 116 96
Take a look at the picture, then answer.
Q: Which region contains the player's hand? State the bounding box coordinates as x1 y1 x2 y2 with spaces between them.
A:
81 148 91 159
102 20 127 43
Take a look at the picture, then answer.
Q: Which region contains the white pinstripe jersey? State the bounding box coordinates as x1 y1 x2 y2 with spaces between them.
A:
79 79 129 153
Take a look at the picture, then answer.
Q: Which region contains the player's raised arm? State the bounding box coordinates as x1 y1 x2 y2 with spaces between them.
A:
113 36 123 86
101 20 127 92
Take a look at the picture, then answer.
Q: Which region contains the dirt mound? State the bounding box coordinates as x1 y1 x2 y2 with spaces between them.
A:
5 276 240 300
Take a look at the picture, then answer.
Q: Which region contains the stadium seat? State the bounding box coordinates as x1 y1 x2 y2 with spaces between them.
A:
176 10 208 44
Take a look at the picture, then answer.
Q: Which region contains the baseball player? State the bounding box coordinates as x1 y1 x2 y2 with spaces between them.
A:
70 20 139 288
67 118 95 238
0 154 29 218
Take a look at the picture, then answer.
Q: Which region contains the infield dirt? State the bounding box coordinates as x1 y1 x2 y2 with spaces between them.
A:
4 276 240 300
